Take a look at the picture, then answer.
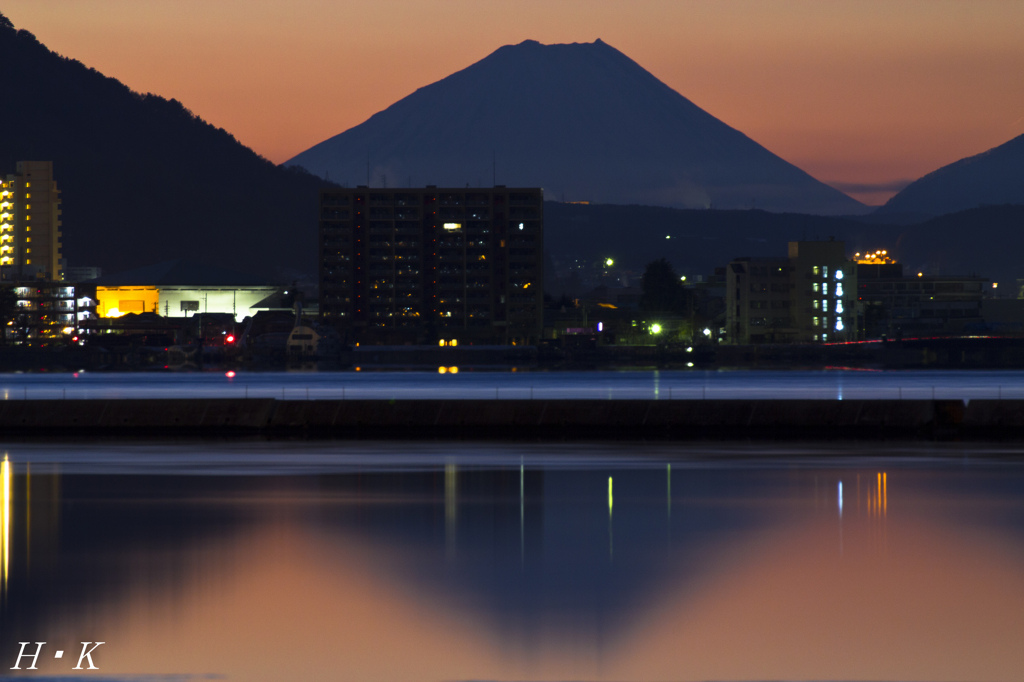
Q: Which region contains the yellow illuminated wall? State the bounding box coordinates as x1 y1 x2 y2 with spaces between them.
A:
97 286 160 318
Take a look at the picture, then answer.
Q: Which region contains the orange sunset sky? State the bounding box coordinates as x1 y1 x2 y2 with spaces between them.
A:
6 0 1024 205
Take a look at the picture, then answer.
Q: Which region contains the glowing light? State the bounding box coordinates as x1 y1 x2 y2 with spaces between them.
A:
702 328 712 337
686 346 693 352
450 339 458 347
105 307 123 318
650 323 663 334
835 318 844 331
605 258 614 267
438 367 447 374
597 322 603 332
225 335 236 343
2 456 9 590
993 283 999 289
443 223 462 231
225 371 236 378
835 269 844 280
518 223 524 230
686 362 694 367
680 275 686 281
449 366 459 374
918 272 923 277
838 480 843 517
665 235 671 239
439 339 445 347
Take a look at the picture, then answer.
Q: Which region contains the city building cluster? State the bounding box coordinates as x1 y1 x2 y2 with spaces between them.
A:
0 159 1018 364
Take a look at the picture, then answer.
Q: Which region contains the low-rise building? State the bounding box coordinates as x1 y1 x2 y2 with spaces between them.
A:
91 259 280 322
857 261 985 338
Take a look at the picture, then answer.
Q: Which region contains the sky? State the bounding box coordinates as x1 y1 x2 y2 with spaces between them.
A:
6 0 1024 205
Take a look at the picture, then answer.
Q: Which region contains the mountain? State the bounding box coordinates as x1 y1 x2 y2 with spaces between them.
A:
288 39 865 216
0 12 328 279
877 134 1024 216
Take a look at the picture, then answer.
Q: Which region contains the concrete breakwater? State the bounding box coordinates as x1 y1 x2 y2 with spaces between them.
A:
2 398 1024 439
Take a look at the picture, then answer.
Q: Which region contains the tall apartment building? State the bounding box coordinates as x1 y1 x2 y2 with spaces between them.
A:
726 239 856 344
320 186 543 344
0 161 63 280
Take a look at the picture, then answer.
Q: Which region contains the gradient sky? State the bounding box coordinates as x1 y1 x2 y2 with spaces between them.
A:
6 0 1024 205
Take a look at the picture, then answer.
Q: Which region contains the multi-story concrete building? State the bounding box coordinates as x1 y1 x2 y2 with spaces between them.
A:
0 161 63 281
726 239 856 344
320 186 543 345
2 280 96 343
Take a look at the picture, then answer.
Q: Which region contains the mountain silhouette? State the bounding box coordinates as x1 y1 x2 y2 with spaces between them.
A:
288 39 865 216
0 12 328 279
877 134 1024 216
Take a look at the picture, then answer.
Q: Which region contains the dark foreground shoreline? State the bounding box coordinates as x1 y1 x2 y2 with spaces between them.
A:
2 397 1024 440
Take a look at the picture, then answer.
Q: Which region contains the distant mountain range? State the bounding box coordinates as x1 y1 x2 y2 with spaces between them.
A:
0 12 327 279
543 202 1024 295
878 134 1024 216
288 39 866 216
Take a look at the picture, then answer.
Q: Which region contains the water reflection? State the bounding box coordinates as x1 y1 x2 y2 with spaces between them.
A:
0 446 1021 681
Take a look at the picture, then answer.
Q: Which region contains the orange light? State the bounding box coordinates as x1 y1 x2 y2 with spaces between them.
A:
449 366 459 374
438 366 447 374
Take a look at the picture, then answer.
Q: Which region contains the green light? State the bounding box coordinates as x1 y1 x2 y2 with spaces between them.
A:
605 258 614 267
650 323 663 335
608 476 613 515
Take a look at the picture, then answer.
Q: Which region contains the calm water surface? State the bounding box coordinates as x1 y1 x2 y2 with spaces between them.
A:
1 441 1023 681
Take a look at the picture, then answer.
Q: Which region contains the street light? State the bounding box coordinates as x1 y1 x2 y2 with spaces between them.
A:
605 258 614 267
650 323 663 335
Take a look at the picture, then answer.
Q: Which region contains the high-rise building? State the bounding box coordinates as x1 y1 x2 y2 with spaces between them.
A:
0 161 63 281
319 186 543 345
726 239 857 344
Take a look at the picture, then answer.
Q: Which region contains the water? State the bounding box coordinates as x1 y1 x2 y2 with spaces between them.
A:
4 369 1024 401
1 442 1023 681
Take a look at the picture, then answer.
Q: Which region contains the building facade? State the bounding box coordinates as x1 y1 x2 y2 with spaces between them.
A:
857 262 986 338
320 186 543 344
0 161 63 281
726 240 856 344
2 280 97 343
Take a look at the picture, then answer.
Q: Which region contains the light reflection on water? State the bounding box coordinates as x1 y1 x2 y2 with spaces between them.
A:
0 443 1022 681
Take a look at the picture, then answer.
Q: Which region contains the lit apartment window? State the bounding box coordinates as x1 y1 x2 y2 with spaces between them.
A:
823 266 829 277
823 282 829 295
822 333 828 341
813 266 820 276
822 299 828 312
836 283 844 297
813 316 819 326
813 283 820 293
813 300 819 310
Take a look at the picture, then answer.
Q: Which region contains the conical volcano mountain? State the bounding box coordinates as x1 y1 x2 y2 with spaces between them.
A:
289 39 864 215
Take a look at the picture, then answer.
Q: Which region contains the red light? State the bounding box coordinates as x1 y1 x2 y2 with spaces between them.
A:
226 335 236 343
225 371 236 378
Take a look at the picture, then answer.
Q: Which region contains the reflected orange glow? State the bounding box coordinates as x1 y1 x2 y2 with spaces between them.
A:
14 492 1021 682
1 456 9 592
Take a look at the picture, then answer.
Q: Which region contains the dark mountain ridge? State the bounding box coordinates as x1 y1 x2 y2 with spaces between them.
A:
878 134 1024 216
289 39 865 216
0 12 329 279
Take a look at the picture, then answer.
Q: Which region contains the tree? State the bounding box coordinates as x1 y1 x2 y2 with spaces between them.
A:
640 258 686 313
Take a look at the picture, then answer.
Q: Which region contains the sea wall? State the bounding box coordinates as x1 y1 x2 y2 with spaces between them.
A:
1 397 1022 440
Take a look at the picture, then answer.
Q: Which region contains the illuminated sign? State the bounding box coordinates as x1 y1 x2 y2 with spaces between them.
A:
443 223 462 231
